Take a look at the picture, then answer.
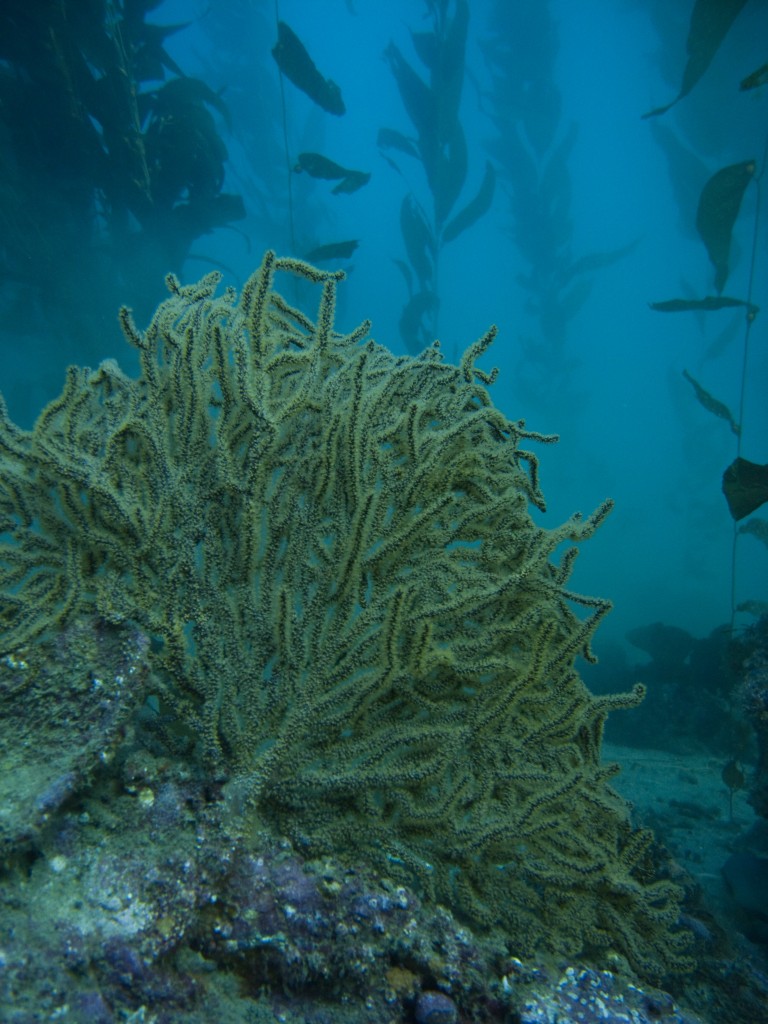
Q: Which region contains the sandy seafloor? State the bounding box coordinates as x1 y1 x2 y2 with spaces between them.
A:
605 742 762 948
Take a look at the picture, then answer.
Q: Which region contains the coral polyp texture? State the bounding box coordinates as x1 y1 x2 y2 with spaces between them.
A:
0 252 688 977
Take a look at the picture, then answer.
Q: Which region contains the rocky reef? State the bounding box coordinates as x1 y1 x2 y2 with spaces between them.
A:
4 255 767 1020
0 619 726 1024
719 615 768 947
741 615 768 821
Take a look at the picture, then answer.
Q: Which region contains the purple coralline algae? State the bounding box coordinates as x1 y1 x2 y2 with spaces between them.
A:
0 742 718 1024
415 989 459 1023
0 617 767 1022
507 962 703 1024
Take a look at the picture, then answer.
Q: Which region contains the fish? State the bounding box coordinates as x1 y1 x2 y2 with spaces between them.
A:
272 21 345 116
303 240 359 262
722 458 768 520
625 621 694 667
642 0 749 118
294 153 370 194
649 295 759 316
377 127 419 160
144 76 232 130
331 170 370 195
295 152 349 179
741 62 768 91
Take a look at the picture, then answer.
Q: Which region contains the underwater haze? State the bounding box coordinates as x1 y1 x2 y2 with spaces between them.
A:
3 0 766 664
3 2 768 1022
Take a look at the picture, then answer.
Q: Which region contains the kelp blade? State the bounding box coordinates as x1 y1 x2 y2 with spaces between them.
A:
272 21 345 115
696 160 755 293
442 161 496 244
296 152 350 180
682 369 739 436
722 458 768 520
741 62 768 90
642 0 749 118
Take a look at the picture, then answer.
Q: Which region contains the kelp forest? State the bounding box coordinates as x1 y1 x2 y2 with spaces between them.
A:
1 1 768 1021
2 0 767 737
2 0 767 770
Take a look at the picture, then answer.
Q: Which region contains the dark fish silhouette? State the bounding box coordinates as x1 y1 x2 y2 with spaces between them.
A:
331 170 370 195
649 295 759 316
294 152 370 194
722 458 768 520
741 62 768 91
377 127 419 159
141 76 232 131
294 152 345 179
626 621 694 668
304 240 359 262
272 21 345 115
642 0 749 118
696 161 755 293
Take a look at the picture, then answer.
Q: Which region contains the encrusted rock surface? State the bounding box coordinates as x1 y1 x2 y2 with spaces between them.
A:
0 688 715 1024
0 618 148 854
0 621 766 1023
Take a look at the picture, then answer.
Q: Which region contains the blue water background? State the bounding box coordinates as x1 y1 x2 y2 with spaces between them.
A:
3 0 767 670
